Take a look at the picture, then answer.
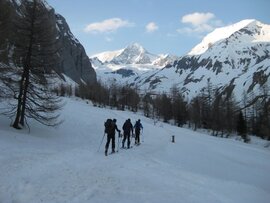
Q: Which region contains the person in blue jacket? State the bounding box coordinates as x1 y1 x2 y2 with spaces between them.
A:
134 119 143 145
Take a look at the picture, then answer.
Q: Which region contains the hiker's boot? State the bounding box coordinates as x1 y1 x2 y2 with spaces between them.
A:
112 149 115 153
105 149 108 156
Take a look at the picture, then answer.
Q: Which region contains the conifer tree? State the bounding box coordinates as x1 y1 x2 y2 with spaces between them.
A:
8 0 62 129
237 111 248 142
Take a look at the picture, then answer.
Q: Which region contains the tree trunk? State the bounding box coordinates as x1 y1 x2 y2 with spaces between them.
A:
13 75 26 129
19 66 30 126
19 0 36 126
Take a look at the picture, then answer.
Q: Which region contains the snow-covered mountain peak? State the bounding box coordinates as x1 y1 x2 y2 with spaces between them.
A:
124 42 146 54
110 42 154 64
128 19 270 101
90 43 149 64
188 19 260 55
91 43 160 65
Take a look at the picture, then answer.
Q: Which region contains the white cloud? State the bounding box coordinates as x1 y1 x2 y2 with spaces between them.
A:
84 18 134 33
181 12 215 26
178 12 223 35
146 22 159 33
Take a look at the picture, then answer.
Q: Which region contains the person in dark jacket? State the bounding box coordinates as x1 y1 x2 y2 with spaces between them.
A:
105 118 120 156
122 118 133 148
134 119 143 145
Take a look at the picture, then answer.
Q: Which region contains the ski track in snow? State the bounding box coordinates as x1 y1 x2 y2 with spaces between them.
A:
0 98 270 203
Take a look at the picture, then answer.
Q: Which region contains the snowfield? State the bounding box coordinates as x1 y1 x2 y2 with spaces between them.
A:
0 98 270 203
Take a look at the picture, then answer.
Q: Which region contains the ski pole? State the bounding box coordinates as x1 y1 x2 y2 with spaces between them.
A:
117 132 121 152
97 133 105 152
142 129 144 142
131 133 134 147
132 132 135 146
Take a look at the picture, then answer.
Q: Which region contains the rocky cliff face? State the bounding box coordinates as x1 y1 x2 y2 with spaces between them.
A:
0 0 96 85
55 14 96 84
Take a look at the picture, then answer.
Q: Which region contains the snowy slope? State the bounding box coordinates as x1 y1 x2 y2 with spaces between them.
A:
0 98 270 203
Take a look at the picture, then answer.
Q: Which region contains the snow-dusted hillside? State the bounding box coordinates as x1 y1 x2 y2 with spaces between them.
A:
132 19 270 99
0 98 270 203
91 62 162 86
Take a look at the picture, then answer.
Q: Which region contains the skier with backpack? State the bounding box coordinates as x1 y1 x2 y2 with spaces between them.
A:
134 119 143 145
122 118 133 149
104 118 120 156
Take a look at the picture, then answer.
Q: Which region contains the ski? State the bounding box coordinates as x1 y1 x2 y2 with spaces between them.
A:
120 146 133 150
105 149 117 156
105 151 118 156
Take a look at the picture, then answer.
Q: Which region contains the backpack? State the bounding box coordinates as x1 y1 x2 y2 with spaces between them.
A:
123 120 132 133
134 121 140 131
104 119 112 134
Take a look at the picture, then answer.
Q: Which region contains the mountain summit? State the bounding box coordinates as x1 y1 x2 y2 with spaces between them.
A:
111 43 158 64
188 19 270 55
92 43 161 65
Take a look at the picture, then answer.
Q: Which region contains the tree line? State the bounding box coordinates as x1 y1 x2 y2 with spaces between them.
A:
56 79 269 142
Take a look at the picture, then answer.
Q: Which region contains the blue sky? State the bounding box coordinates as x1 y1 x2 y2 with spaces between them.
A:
47 0 269 56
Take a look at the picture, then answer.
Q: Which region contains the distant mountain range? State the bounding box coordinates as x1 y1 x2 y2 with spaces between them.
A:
91 43 177 66
90 43 178 84
90 19 270 100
